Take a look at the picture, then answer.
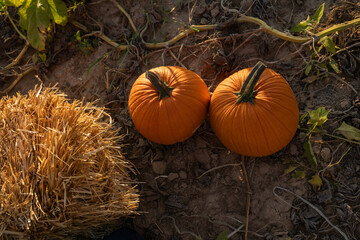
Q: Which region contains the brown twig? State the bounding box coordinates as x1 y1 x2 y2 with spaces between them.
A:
1 42 30 71
240 155 251 240
0 65 39 95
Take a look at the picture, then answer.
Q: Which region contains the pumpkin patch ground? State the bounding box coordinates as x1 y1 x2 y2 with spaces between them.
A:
1 0 359 239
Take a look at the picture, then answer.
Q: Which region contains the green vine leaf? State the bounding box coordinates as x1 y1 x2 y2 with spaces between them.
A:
216 230 228 240
4 0 25 7
308 174 323 189
336 122 360 141
311 3 325 24
328 58 340 73
292 170 306 179
18 0 68 50
302 140 317 169
307 107 330 127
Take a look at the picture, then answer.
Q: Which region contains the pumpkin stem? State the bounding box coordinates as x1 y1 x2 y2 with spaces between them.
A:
234 61 267 104
146 71 174 100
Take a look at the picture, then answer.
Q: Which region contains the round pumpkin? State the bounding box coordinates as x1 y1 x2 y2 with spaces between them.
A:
128 66 210 145
209 62 299 157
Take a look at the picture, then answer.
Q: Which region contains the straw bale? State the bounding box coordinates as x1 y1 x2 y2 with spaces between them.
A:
0 86 139 239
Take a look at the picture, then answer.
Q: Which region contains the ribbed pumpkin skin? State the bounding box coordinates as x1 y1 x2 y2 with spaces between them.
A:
128 66 210 145
209 67 299 157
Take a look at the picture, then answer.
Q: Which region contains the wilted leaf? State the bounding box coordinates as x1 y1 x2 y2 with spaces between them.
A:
307 107 330 127
305 62 313 76
336 122 360 141
323 38 336 54
293 170 306 179
312 3 325 24
302 75 318 84
216 230 228 240
308 174 323 189
329 58 340 73
18 0 68 50
284 165 298 174
302 140 317 168
4 0 25 7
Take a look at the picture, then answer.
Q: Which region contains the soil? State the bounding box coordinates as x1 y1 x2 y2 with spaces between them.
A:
1 0 360 239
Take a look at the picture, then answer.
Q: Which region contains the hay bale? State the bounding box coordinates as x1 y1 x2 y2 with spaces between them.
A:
0 86 139 239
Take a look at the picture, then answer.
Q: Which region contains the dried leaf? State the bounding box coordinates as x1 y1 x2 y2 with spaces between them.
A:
336 122 360 141
302 75 318 84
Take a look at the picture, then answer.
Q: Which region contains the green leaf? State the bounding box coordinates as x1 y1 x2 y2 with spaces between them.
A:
336 122 360 141
307 107 330 127
302 140 317 168
292 170 306 179
216 230 228 240
329 58 340 73
18 0 68 50
299 112 309 124
311 3 325 24
4 0 25 7
290 20 310 34
305 62 313 76
308 174 323 189
284 165 298 174
323 38 336 54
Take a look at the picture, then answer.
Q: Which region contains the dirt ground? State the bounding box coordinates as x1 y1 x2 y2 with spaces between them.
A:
1 0 360 239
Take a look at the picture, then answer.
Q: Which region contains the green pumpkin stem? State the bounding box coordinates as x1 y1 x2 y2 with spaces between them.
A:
146 71 174 100
234 61 267 104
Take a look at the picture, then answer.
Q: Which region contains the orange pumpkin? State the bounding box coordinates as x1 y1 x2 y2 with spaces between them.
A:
128 66 210 145
209 62 299 157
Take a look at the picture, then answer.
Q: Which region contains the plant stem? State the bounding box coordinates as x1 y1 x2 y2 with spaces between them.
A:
241 155 251 240
70 14 360 50
146 71 174 100
5 10 27 41
109 0 137 33
0 65 39 96
298 128 360 145
2 42 29 71
234 61 266 104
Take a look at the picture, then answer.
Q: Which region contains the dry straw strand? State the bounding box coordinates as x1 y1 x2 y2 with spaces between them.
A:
0 86 139 239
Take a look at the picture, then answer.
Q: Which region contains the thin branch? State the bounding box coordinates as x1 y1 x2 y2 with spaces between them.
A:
273 186 349 240
241 155 251 240
2 42 30 71
109 0 137 33
0 65 39 96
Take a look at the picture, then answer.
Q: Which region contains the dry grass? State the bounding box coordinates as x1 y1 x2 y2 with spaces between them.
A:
0 86 139 239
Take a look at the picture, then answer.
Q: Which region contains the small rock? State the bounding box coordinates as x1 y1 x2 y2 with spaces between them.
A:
289 144 298 156
179 171 187 179
210 7 219 18
320 148 331 162
152 161 167 174
180 182 188 189
195 150 211 169
340 99 351 110
168 172 179 181
312 145 321 155
200 18 208 25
